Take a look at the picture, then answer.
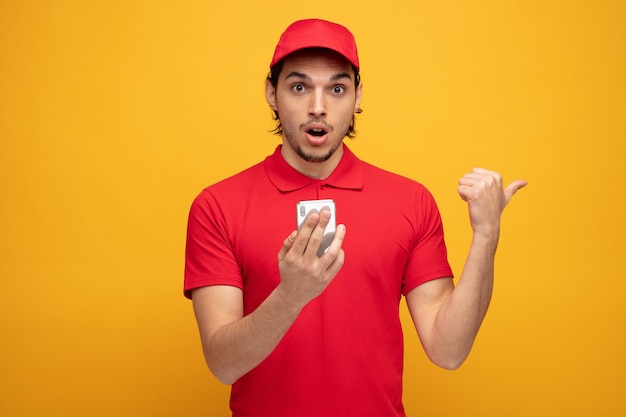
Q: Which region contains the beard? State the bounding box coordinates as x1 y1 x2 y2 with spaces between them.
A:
291 138 342 163
281 119 351 163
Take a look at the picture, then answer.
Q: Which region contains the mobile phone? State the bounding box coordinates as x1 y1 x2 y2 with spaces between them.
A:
296 199 336 257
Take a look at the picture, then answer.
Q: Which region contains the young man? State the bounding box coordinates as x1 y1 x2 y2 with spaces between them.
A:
185 19 526 417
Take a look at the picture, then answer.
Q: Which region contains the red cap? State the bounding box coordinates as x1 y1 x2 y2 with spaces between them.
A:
270 19 359 70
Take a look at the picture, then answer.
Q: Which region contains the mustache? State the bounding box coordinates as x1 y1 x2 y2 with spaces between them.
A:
301 120 333 131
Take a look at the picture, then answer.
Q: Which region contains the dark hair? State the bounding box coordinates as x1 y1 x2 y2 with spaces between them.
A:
266 58 363 138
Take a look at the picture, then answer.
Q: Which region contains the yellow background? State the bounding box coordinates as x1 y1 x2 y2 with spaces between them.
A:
1 1 624 416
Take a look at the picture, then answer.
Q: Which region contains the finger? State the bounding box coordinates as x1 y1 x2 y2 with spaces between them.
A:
503 180 528 204
463 169 502 185
324 223 346 256
292 211 320 255
458 172 491 187
458 171 486 200
326 247 345 277
321 224 346 271
472 167 499 176
458 176 480 187
303 208 333 259
278 230 298 260
457 185 472 202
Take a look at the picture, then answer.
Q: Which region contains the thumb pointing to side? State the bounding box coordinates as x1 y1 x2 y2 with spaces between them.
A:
503 180 528 207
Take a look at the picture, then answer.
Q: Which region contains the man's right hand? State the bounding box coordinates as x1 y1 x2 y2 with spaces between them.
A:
192 208 346 385
277 207 346 309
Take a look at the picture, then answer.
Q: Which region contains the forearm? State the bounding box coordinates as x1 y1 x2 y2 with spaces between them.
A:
429 231 498 368
414 168 526 369
197 285 303 384
196 215 346 384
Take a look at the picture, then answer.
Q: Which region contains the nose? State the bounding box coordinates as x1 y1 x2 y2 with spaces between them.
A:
308 89 327 118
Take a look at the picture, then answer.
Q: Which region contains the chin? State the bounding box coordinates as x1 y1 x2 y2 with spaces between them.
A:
297 141 343 163
297 149 333 163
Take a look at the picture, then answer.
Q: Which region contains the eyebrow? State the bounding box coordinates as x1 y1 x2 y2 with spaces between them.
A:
284 71 353 82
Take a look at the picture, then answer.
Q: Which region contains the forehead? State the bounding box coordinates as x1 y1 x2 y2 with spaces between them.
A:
279 48 354 79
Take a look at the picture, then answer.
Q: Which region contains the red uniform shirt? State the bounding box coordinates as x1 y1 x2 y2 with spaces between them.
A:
185 144 453 417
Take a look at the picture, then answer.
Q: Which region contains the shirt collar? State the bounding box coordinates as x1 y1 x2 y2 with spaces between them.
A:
264 143 364 192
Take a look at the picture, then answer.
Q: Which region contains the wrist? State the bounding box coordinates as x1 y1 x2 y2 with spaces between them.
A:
271 284 307 316
471 227 500 249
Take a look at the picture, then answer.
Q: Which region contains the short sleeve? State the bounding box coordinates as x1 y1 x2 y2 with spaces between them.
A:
183 190 243 299
401 188 453 295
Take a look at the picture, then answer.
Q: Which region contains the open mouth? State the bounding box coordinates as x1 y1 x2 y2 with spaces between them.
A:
307 128 327 137
304 123 330 145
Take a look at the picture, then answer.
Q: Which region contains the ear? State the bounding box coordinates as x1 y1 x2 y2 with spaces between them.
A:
265 79 277 111
354 82 363 113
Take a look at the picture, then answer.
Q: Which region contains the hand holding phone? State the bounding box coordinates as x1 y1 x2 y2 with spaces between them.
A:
277 198 344 307
296 199 336 257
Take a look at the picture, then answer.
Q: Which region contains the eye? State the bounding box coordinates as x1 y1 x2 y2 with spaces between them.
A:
291 83 306 93
332 85 346 94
